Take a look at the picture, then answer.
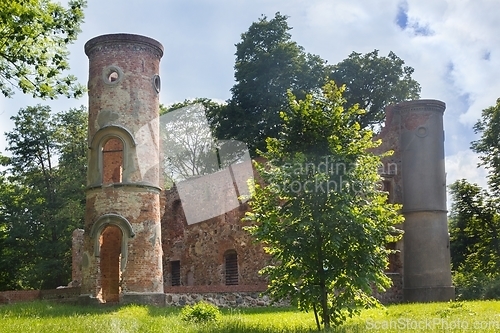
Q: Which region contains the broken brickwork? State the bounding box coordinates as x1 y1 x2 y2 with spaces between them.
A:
161 186 270 292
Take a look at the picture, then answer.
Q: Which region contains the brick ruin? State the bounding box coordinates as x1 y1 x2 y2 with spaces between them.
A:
73 33 454 306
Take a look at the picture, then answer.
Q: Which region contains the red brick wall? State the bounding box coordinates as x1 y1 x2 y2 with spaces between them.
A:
0 290 40 304
0 288 81 304
161 187 270 290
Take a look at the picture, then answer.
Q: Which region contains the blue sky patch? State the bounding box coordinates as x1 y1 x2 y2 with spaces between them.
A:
396 1 409 29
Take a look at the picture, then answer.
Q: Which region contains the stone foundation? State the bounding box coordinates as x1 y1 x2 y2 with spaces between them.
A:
121 292 166 306
372 273 403 304
165 291 289 307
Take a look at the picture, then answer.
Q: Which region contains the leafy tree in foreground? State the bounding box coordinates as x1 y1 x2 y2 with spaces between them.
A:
0 105 87 290
329 50 421 129
0 0 86 98
245 81 403 330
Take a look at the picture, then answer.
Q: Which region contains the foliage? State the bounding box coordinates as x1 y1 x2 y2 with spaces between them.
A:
453 270 500 300
209 14 421 158
212 13 329 156
329 50 421 129
448 179 500 275
471 98 500 195
180 301 222 324
0 105 87 290
244 81 403 330
449 98 500 300
0 0 86 98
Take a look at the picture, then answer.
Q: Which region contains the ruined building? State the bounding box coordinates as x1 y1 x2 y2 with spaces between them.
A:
75 33 454 305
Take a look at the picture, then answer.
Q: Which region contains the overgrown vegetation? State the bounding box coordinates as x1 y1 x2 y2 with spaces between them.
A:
1 300 500 332
0 0 86 98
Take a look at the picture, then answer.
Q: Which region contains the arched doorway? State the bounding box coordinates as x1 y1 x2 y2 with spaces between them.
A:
99 225 122 303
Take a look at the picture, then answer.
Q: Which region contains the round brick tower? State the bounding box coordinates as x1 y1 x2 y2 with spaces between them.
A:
398 100 455 302
80 34 165 305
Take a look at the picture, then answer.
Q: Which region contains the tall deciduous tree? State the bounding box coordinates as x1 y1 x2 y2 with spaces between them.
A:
210 14 421 156
245 81 403 330
329 50 421 129
471 98 500 196
213 13 328 156
448 98 500 298
448 179 500 274
0 105 87 290
0 0 86 98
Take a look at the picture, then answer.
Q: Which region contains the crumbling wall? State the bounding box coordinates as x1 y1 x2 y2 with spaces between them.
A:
161 186 270 290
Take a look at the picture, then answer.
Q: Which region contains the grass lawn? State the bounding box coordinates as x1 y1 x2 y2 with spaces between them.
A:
1 300 500 332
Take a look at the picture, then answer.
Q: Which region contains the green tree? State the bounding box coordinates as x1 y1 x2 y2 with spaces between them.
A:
448 99 500 299
213 13 329 156
448 179 500 274
0 0 86 98
245 81 403 330
0 166 22 290
0 105 87 290
329 50 421 129
471 98 500 195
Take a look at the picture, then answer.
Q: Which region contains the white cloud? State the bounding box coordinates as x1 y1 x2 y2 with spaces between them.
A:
0 0 499 190
445 149 488 208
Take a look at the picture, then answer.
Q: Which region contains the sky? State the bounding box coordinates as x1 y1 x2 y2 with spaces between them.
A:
1 0 498 205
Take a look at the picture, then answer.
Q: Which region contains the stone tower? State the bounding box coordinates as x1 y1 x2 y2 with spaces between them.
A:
377 99 455 302
79 34 165 305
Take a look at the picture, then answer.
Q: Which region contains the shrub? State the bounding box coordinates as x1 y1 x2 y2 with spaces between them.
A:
484 278 500 299
180 301 222 324
454 270 500 300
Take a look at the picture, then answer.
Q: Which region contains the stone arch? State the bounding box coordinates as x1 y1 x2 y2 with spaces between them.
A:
88 125 137 186
90 214 135 271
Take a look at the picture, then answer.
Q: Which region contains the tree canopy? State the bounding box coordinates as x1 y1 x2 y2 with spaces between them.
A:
449 98 500 299
0 0 86 98
329 50 421 129
245 81 403 329
471 98 500 196
211 13 328 156
209 13 421 156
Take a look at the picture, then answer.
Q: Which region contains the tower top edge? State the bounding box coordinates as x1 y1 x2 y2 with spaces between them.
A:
393 99 446 113
84 33 164 57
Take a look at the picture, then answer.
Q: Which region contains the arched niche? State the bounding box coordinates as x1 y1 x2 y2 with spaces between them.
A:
90 214 135 271
88 125 137 186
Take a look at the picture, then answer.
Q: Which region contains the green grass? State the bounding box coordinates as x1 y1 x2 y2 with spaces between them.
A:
1 300 500 332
